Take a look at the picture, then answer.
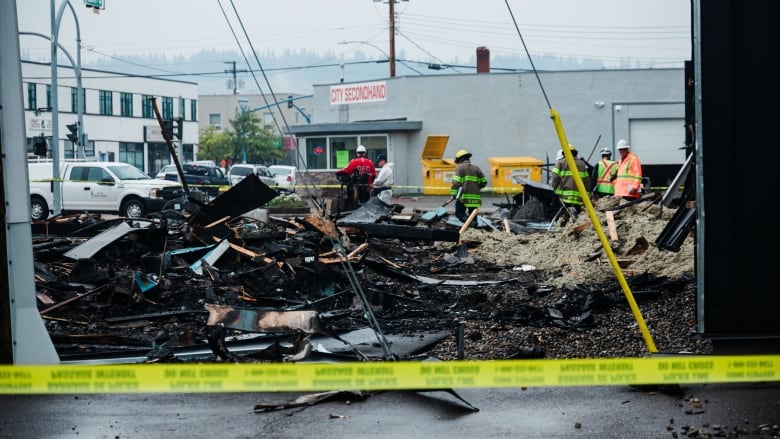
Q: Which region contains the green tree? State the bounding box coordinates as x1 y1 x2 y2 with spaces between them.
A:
197 125 232 164
197 112 283 166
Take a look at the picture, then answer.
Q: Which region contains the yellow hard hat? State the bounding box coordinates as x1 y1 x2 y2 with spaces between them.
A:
455 149 472 160
568 143 577 151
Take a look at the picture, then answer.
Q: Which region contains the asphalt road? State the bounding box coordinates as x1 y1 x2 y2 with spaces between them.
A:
1 383 778 438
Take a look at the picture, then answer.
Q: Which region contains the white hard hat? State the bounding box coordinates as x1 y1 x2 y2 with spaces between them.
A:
616 139 630 149
556 150 564 160
600 147 612 156
356 145 367 153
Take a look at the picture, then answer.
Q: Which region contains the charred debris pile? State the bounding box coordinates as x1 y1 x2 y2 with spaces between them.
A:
31 174 707 364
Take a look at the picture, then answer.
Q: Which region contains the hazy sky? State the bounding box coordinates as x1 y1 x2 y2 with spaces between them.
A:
17 0 692 68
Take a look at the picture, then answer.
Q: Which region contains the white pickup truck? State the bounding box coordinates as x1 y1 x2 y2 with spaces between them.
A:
28 160 184 221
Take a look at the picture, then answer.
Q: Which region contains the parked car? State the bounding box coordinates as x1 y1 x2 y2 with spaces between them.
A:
227 164 277 188
155 163 229 198
268 165 297 192
28 161 183 220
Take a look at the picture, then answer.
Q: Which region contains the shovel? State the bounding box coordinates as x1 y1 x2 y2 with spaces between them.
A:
420 187 462 222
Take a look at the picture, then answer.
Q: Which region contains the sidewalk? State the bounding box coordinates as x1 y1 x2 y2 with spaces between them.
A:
391 193 514 214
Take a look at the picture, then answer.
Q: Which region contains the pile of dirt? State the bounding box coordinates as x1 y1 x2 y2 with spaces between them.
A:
462 197 695 286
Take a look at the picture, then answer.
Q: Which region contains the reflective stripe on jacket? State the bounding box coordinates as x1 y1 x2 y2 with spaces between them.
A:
594 159 617 195
551 157 590 206
451 160 487 208
614 152 643 199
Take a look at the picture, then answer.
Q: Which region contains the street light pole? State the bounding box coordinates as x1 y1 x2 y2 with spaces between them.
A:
50 0 85 215
238 97 248 164
50 0 61 215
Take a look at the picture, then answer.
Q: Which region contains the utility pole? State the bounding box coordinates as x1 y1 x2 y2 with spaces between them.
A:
375 0 408 77
388 0 396 77
224 61 239 94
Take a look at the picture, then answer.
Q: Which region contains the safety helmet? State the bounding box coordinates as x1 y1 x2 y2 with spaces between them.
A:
600 147 612 156
555 150 564 161
356 145 367 154
616 139 630 149
455 149 472 161
568 143 576 151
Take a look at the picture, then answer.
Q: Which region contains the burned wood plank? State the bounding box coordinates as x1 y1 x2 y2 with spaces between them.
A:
337 223 459 242
208 235 276 263
204 216 230 229
299 213 338 239
39 283 111 315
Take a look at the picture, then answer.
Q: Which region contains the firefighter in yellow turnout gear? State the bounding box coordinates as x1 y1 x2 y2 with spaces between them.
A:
551 144 591 223
451 149 487 223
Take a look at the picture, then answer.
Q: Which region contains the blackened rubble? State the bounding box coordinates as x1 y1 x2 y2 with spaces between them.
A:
32 174 710 363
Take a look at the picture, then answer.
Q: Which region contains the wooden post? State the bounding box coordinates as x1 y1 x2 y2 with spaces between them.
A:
459 208 480 235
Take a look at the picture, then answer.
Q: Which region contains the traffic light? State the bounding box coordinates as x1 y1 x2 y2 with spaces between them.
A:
66 122 79 145
33 135 47 156
162 119 174 140
287 95 293 109
174 117 183 140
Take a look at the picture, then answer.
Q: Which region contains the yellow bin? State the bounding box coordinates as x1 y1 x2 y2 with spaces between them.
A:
419 135 456 195
488 156 544 194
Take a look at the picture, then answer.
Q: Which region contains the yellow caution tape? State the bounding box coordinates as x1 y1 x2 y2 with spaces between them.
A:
1 356 777 394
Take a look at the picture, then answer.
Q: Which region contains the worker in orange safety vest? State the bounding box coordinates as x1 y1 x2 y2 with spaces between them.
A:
613 139 643 200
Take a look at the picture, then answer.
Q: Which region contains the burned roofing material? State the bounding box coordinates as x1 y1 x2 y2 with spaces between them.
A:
31 178 708 365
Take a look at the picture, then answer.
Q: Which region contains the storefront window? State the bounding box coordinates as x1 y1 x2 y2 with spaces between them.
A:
299 134 388 169
305 137 328 169
330 136 358 169
360 135 387 163
119 142 145 171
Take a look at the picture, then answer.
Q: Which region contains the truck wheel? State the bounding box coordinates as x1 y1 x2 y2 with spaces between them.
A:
30 195 49 221
121 197 146 218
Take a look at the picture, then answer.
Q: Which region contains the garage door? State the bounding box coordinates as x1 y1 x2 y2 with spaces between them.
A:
629 119 686 165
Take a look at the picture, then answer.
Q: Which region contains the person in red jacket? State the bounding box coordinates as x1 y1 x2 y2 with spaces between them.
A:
336 145 376 184
613 139 643 200
336 145 376 206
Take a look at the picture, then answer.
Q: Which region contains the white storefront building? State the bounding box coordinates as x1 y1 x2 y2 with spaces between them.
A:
22 61 199 178
287 67 687 193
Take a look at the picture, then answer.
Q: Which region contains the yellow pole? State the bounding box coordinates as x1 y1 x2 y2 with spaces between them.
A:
550 109 657 353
